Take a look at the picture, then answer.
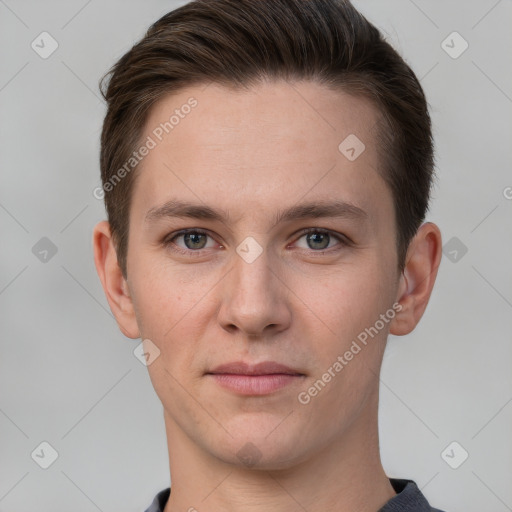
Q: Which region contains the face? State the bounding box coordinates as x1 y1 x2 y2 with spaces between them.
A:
123 80 401 469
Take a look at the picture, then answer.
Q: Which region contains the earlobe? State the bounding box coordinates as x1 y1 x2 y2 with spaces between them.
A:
92 220 140 339
389 222 442 336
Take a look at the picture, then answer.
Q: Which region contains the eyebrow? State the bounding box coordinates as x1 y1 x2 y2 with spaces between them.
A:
144 199 368 227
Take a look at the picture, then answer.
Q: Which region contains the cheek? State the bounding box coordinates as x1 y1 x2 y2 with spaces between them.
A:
293 262 394 419
293 259 395 347
131 258 214 336
129 264 213 406
129 259 228 399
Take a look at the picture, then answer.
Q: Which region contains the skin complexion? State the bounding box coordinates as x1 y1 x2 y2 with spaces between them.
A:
93 80 442 512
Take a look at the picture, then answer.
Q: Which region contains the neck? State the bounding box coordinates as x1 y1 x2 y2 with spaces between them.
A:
163 387 395 512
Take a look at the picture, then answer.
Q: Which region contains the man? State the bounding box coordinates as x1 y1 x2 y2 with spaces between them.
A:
93 0 445 510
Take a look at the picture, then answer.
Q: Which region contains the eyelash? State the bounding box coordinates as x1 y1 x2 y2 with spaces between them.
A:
162 227 351 257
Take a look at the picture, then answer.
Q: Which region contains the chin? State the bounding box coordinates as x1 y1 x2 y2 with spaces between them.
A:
207 421 308 471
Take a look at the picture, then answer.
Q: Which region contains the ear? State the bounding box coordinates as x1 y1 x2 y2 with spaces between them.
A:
389 222 442 336
92 220 140 339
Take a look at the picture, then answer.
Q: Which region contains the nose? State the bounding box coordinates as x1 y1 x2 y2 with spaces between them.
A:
217 245 292 338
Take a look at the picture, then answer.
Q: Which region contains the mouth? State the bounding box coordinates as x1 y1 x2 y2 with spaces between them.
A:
205 361 306 395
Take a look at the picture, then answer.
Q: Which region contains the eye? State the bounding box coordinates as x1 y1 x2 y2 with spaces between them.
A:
164 229 218 253
162 227 349 257
293 228 347 252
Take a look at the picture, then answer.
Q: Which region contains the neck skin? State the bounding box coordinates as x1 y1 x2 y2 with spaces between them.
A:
163 385 396 512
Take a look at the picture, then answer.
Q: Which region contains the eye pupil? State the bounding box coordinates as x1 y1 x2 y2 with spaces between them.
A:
184 232 207 249
307 232 330 250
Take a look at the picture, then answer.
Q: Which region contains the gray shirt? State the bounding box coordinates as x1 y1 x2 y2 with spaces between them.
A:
143 478 447 511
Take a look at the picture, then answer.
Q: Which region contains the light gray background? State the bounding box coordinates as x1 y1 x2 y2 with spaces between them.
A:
1 1 511 511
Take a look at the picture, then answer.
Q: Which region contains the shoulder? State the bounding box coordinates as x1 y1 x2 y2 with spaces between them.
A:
379 478 448 512
143 487 170 512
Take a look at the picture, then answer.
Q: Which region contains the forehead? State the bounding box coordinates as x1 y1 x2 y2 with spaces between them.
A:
131 80 388 224
143 79 380 156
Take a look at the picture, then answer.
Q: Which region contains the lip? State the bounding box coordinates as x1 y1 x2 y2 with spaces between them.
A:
208 361 303 376
206 361 305 396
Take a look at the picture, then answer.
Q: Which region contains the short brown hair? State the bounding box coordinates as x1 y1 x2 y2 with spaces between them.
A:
99 0 435 278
